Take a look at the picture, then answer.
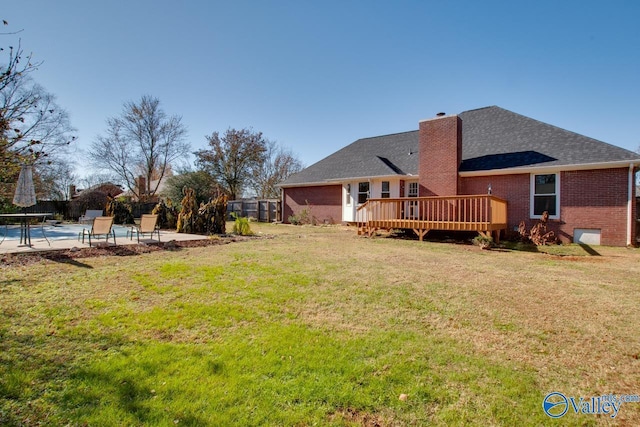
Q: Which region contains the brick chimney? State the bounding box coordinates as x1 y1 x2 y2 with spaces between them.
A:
137 175 147 199
418 113 462 196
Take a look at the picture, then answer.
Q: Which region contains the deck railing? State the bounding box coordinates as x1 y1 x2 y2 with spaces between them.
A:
356 194 507 238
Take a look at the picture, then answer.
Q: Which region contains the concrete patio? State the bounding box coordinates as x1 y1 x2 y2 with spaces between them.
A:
0 227 209 255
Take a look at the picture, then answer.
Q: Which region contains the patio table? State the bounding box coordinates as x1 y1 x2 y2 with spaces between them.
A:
0 213 52 247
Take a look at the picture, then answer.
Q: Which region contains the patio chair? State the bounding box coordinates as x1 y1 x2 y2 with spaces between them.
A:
127 214 160 243
79 209 104 224
79 216 116 247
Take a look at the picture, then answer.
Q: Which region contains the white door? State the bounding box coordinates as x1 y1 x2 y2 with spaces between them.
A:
342 183 355 222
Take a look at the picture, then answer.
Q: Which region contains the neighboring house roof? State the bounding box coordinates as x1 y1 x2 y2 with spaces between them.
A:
120 176 168 199
281 106 640 186
150 177 167 195
73 182 123 199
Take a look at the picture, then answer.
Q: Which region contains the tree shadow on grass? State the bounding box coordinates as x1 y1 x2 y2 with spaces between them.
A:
42 254 94 269
0 331 214 425
61 345 207 425
499 241 540 253
0 278 24 287
578 243 601 256
0 331 130 425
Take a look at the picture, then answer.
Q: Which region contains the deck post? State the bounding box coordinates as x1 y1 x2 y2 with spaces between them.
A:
413 228 429 241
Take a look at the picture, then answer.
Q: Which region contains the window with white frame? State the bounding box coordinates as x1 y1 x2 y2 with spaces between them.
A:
407 181 419 219
357 182 369 204
408 182 418 197
381 181 390 198
531 173 559 218
345 184 351 205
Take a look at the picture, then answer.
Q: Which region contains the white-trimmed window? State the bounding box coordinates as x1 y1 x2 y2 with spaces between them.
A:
407 182 418 198
345 184 351 206
358 182 369 204
381 181 390 198
531 173 559 218
407 181 419 219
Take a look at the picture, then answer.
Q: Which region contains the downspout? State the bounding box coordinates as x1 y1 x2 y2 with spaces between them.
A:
281 187 285 223
628 163 634 246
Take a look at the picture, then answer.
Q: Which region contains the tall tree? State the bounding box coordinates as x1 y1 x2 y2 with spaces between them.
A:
251 140 303 198
195 128 267 200
162 169 220 208
89 95 189 200
1 20 76 207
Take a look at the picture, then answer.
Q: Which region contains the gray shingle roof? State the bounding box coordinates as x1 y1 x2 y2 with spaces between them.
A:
458 106 639 171
281 130 419 185
281 106 640 186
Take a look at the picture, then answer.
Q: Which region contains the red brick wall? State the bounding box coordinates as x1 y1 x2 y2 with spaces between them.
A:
419 115 461 196
560 168 629 246
283 185 342 224
460 174 530 233
461 168 634 246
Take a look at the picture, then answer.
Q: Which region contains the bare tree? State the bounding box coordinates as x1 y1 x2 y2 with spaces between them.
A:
195 128 267 200
252 140 303 198
89 95 189 200
38 157 77 200
1 20 76 207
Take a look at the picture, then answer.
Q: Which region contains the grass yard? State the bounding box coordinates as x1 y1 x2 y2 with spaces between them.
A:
1 223 639 426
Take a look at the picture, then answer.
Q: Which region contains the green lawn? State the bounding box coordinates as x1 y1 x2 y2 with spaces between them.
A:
1 223 639 425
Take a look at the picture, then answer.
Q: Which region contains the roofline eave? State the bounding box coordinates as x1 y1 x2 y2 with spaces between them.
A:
459 159 640 177
278 173 417 188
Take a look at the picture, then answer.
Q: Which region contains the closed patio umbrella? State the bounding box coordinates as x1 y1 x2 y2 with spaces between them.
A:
13 164 37 208
9 164 39 246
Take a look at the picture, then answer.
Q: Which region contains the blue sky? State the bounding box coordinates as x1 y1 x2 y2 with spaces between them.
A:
3 1 640 178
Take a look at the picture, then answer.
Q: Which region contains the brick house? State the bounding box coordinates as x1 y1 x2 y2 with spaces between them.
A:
280 106 639 246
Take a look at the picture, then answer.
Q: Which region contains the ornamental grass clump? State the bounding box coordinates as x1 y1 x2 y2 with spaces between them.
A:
231 212 253 236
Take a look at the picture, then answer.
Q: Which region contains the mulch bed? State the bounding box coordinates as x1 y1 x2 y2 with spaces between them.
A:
1 235 259 267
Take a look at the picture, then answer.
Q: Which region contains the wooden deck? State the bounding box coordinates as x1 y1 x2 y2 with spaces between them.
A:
356 194 508 241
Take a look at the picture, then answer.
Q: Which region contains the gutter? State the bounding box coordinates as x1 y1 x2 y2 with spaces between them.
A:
459 159 640 177
278 181 344 188
278 174 415 188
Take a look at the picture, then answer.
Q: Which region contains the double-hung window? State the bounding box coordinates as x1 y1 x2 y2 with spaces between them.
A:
407 182 418 198
531 173 559 218
358 182 369 204
381 181 390 198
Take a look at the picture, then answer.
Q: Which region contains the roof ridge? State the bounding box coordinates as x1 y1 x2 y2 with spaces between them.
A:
357 129 418 141
459 105 498 114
